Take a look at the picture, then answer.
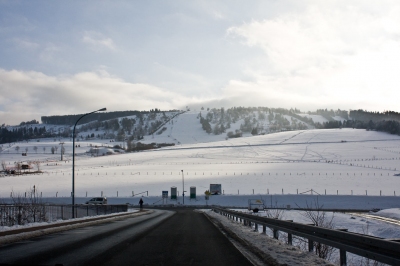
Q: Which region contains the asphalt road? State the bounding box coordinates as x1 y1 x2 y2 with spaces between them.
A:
0 209 253 266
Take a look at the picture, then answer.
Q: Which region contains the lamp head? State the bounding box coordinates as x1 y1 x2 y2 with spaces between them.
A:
98 108 107 112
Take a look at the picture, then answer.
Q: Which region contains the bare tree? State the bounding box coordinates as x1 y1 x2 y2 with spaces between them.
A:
51 147 55 154
25 147 28 153
15 146 20 152
32 161 41 172
296 199 335 260
33 146 38 153
15 162 22 174
264 208 286 219
54 146 58 153
357 224 385 266
6 186 47 226
43 147 46 153
1 161 6 171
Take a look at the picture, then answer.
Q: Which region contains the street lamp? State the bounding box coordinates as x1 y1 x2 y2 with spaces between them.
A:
72 108 106 218
181 170 185 205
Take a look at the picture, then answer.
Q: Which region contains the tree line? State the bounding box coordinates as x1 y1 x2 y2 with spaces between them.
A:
40 109 178 125
199 107 400 137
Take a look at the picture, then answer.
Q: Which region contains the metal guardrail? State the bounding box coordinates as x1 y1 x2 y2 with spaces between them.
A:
0 204 128 226
213 207 400 266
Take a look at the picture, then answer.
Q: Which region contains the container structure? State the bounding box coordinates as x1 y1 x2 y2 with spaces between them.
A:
171 186 177 200
190 186 196 199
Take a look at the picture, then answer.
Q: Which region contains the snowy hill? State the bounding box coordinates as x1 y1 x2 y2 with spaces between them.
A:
1 108 342 147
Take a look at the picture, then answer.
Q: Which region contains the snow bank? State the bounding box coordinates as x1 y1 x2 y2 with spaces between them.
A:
202 209 333 266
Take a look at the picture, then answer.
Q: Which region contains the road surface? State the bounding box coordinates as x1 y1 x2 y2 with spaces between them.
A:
0 209 253 266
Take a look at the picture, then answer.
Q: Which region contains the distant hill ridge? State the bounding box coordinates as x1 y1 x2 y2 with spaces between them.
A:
41 109 180 126
1 107 400 145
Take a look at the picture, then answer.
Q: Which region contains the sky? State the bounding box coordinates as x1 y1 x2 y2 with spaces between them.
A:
1 0 400 125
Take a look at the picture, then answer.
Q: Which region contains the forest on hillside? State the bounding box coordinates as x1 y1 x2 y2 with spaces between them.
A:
198 107 400 138
40 109 176 125
1 107 400 145
0 110 179 144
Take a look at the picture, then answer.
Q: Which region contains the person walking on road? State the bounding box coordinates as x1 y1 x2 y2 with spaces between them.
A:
139 198 143 211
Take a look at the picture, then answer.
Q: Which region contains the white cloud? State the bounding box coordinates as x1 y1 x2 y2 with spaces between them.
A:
82 31 116 51
0 69 197 125
224 1 400 111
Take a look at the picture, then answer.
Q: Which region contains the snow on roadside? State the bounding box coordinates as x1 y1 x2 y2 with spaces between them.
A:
375 208 400 220
0 209 143 247
0 208 139 232
202 209 333 266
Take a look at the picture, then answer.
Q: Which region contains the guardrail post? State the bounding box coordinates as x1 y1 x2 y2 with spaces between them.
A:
306 223 315 252
273 229 279 239
18 206 22 225
285 220 293 245
254 223 258 231
340 249 347 266
308 239 314 252
336 229 348 265
263 225 266 234
288 233 293 245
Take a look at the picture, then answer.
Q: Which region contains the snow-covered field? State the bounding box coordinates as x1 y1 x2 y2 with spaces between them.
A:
1 126 400 199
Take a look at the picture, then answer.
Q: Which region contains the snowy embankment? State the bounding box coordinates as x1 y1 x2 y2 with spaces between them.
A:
203 207 400 265
202 209 333 266
0 209 142 247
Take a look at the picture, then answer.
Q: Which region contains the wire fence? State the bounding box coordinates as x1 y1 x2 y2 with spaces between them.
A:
0 204 128 227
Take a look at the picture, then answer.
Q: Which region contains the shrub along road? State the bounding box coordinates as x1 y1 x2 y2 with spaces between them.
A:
0 209 253 265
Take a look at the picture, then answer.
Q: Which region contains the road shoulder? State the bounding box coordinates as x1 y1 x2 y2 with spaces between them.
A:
201 209 333 266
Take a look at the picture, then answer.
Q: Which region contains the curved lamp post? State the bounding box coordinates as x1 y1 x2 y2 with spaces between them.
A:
72 108 106 218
